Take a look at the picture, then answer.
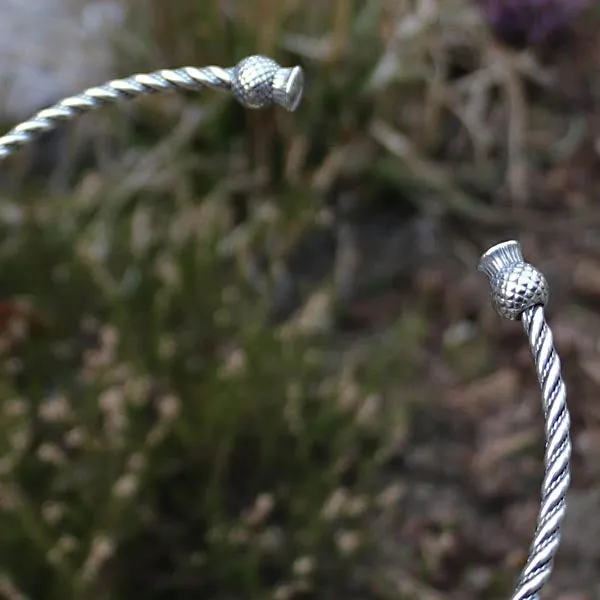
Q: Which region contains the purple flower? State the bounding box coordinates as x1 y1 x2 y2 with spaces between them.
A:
477 0 592 46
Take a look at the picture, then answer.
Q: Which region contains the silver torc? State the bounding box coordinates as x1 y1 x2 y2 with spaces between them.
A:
0 45 573 600
479 241 571 600
0 55 304 162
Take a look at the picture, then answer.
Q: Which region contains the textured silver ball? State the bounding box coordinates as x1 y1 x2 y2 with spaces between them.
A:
490 262 549 320
478 240 549 321
230 55 304 112
231 55 280 110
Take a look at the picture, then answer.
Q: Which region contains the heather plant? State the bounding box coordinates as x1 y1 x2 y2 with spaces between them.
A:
476 0 593 46
0 176 427 599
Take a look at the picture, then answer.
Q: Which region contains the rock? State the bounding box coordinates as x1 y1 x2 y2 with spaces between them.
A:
0 0 125 122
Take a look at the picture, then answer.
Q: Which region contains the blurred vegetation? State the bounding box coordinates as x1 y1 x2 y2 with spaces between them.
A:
1 0 599 599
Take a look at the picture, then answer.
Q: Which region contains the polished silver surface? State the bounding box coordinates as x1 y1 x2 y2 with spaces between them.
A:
479 240 571 600
0 54 304 163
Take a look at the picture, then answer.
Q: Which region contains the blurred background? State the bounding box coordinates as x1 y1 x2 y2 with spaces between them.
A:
1 1 600 598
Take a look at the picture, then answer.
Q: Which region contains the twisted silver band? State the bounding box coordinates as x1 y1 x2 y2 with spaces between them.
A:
0 54 304 163
479 241 571 600
0 49 572 600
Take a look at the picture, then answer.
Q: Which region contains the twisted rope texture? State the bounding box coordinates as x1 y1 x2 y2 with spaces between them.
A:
513 305 571 600
0 66 233 162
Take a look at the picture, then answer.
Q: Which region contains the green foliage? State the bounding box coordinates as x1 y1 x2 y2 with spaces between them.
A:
0 181 418 598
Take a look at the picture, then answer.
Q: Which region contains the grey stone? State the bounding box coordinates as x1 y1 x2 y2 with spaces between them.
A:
0 0 124 121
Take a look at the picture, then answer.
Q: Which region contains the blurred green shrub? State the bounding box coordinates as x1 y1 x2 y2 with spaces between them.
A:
0 182 422 598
